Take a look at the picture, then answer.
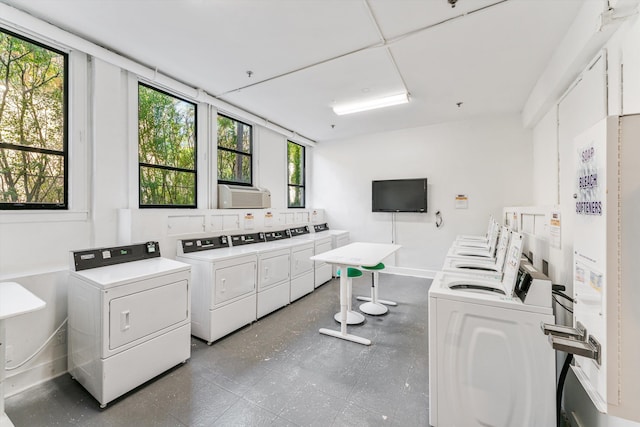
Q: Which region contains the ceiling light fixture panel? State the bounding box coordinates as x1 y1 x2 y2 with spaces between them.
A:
332 92 410 116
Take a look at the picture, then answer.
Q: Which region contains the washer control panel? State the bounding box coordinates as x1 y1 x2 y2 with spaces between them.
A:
72 242 161 271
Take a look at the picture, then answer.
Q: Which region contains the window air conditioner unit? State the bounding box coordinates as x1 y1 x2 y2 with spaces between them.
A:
218 184 271 209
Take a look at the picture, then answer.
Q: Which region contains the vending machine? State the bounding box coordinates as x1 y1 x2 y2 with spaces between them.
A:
545 115 640 422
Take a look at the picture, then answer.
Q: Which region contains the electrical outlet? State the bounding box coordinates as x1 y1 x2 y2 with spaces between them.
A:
5 344 14 364
56 329 66 346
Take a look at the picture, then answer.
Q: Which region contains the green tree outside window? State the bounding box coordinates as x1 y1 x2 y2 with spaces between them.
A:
287 141 304 208
217 114 252 185
138 84 196 207
0 29 67 209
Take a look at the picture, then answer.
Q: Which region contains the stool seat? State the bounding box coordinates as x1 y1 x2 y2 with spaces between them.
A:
357 262 397 314
336 267 362 278
362 262 385 271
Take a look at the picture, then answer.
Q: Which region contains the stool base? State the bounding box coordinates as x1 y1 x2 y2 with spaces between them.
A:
356 296 397 306
359 302 388 315
334 310 365 325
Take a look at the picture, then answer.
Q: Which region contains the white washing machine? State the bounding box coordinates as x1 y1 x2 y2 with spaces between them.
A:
456 216 494 243
441 226 510 279
177 235 257 344
428 232 555 427
68 241 191 407
447 224 501 259
266 230 315 302
313 223 350 277
289 226 333 288
453 220 499 249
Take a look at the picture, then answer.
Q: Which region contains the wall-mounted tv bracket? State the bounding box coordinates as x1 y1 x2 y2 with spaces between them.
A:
541 321 601 365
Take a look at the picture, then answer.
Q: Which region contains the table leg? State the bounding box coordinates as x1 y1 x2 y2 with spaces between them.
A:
1 320 15 427
319 264 371 345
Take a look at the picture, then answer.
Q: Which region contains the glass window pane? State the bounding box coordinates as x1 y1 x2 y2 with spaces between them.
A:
288 186 304 208
138 84 196 207
0 148 64 204
218 151 251 184
138 85 196 169
287 141 304 186
217 115 251 153
139 166 196 206
0 30 67 208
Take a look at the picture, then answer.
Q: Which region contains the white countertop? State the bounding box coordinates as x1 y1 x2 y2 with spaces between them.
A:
0 282 46 320
310 242 401 267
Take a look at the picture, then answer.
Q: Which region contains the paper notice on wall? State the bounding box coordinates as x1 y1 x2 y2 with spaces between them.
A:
455 195 468 209
264 212 273 228
244 213 254 230
550 210 561 249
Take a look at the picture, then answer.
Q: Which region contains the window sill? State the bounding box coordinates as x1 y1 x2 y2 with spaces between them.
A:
0 210 89 224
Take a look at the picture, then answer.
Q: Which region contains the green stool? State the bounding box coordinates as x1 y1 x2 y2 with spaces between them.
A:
357 262 395 315
334 268 365 325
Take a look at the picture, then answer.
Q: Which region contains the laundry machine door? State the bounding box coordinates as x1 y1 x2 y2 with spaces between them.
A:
108 280 189 351
259 252 290 291
213 259 256 306
433 298 555 427
291 247 314 277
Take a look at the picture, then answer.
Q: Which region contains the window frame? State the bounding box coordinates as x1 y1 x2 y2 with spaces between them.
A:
287 140 305 208
217 113 253 187
0 27 69 210
137 82 198 209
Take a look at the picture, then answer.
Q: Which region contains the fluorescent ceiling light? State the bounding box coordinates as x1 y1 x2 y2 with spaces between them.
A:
332 92 409 116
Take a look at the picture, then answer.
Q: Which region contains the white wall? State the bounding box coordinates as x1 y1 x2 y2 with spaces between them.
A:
255 127 288 209
530 9 640 427
310 114 533 274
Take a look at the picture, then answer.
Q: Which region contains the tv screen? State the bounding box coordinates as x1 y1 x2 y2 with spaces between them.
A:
372 178 428 213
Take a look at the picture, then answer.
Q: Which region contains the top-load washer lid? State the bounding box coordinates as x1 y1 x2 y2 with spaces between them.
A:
447 226 511 272
443 230 524 298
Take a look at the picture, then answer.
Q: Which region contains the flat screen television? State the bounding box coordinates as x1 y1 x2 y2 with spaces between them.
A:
372 178 428 213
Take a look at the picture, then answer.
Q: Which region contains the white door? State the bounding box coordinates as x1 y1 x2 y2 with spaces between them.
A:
109 280 188 350
433 297 555 427
291 247 314 276
259 252 290 291
213 261 256 306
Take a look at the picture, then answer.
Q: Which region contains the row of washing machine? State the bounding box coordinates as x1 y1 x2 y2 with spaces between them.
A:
66 224 347 407
176 225 348 345
428 220 556 427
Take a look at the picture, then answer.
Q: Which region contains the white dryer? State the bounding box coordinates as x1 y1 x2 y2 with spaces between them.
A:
266 230 315 302
313 223 350 277
289 226 333 288
428 232 555 427
237 232 292 319
177 235 257 345
68 242 191 407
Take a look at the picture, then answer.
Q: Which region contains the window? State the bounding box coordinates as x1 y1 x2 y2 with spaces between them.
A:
287 141 305 208
0 29 68 209
138 83 197 207
217 114 252 185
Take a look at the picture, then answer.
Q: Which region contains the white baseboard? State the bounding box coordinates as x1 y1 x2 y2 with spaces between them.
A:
5 354 67 398
381 266 438 279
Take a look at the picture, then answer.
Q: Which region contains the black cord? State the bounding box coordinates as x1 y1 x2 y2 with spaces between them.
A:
435 211 443 228
557 353 574 427
552 290 575 303
553 296 573 314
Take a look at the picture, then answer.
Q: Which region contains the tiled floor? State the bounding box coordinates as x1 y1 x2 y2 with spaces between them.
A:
5 274 431 426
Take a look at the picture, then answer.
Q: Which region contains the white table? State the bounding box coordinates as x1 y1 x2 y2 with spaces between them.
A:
0 282 46 427
311 242 400 345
